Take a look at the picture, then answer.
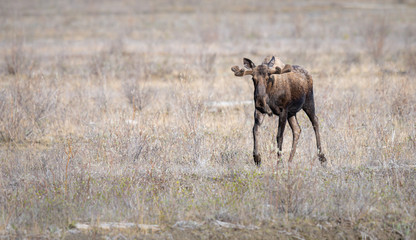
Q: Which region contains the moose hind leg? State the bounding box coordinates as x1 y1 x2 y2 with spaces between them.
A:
303 103 326 163
287 115 301 162
253 110 265 166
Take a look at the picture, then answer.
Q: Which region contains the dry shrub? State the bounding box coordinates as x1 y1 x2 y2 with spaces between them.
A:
198 52 217 78
164 72 209 166
0 77 58 142
4 41 37 76
343 51 361 67
293 11 304 38
89 41 175 81
376 70 415 118
82 120 150 165
404 48 416 76
362 16 390 63
197 16 219 44
403 25 416 75
175 72 206 135
141 56 174 80
89 51 121 79
123 78 154 112
89 51 110 77
89 38 126 78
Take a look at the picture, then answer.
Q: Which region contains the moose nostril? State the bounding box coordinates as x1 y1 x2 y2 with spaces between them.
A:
256 99 266 107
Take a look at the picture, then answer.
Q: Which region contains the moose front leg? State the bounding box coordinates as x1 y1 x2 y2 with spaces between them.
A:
276 109 288 162
253 109 265 166
287 115 301 162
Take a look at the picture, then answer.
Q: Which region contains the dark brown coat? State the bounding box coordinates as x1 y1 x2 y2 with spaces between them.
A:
231 56 326 166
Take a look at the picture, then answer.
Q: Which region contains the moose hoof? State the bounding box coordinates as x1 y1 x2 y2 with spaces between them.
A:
254 154 261 166
318 153 327 167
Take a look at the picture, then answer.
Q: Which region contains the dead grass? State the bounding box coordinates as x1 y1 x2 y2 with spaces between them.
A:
3 40 38 76
0 0 416 239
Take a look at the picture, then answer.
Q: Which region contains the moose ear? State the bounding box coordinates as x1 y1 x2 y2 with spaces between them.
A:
267 56 275 68
243 58 255 69
262 55 273 65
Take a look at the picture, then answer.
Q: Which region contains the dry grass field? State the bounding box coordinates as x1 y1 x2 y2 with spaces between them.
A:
1 0 416 239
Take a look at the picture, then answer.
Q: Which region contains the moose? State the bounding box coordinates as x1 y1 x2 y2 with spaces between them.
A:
231 56 326 166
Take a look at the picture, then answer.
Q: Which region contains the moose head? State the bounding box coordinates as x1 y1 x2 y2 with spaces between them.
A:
231 56 291 116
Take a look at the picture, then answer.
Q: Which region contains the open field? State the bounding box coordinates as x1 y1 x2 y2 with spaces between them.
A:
1 0 416 239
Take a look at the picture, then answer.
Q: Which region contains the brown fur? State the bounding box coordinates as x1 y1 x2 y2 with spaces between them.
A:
275 64 293 74
231 56 326 166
